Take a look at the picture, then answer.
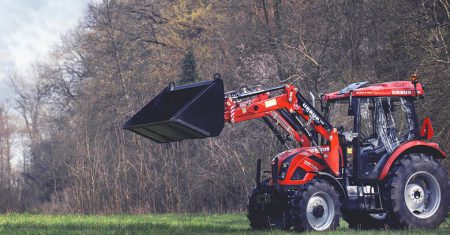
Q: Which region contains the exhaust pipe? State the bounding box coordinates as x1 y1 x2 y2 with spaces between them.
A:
272 157 281 193
256 159 261 187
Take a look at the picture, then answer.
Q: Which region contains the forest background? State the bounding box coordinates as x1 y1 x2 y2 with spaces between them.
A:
0 0 448 214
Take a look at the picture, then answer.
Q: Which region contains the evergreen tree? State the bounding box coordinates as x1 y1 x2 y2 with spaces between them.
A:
179 48 199 84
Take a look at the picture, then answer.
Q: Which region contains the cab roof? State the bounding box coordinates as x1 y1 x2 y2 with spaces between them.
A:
322 81 424 100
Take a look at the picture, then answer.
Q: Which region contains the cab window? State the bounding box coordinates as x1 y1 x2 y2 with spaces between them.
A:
326 99 353 132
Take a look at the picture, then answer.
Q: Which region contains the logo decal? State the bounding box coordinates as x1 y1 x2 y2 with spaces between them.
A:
392 90 412 95
301 102 325 125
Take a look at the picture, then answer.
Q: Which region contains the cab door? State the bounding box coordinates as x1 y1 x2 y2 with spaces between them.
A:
355 97 419 179
354 97 377 179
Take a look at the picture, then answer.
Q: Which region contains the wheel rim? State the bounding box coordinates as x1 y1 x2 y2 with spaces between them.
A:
404 171 441 219
306 192 335 231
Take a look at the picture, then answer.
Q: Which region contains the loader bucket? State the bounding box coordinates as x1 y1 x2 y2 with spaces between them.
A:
123 79 224 143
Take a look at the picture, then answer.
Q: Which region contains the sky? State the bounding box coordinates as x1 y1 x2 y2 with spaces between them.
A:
0 0 96 101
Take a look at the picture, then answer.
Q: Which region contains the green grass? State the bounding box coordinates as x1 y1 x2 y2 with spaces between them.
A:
0 213 448 235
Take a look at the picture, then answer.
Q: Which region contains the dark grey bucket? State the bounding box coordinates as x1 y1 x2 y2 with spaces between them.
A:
123 79 224 143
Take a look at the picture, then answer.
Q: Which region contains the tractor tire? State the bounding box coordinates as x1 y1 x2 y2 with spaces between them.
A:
247 182 290 230
342 211 388 230
289 179 341 231
382 153 449 229
247 187 270 230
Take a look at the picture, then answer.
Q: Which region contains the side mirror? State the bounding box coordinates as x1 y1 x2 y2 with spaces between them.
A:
420 117 434 140
348 95 357 116
319 93 325 111
347 105 354 116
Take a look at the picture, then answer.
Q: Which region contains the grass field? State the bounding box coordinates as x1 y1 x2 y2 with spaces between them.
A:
0 213 448 235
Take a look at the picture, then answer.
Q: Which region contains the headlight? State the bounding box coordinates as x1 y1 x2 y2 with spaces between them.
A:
279 155 295 180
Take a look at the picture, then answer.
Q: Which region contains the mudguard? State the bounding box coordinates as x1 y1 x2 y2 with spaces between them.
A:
378 140 446 180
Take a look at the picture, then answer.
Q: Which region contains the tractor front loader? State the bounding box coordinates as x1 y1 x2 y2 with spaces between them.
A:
124 74 448 231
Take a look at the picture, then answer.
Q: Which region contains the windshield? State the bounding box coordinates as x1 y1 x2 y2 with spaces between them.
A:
326 99 353 132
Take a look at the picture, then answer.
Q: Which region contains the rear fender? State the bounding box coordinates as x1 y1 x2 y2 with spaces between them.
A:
378 140 446 180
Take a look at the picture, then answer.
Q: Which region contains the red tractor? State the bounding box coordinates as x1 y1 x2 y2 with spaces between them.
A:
124 74 448 231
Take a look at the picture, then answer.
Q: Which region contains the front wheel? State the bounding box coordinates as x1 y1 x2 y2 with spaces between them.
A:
382 153 449 229
247 181 290 230
289 180 341 231
247 187 270 230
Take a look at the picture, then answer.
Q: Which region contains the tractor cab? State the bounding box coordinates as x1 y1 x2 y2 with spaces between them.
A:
322 80 424 179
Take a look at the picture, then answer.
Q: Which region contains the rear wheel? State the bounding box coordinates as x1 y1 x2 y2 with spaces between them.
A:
289 180 341 231
382 153 449 229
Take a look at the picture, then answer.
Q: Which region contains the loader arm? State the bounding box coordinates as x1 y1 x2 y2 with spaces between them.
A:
224 84 341 176
124 78 340 176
